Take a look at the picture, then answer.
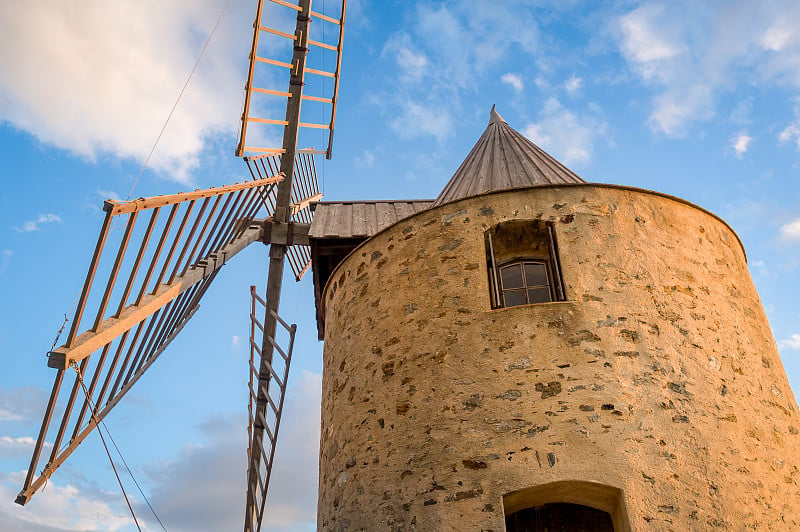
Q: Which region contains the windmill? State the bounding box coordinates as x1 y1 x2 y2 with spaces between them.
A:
15 1 346 530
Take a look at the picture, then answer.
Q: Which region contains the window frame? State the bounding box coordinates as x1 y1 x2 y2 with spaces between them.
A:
497 259 555 307
486 220 566 309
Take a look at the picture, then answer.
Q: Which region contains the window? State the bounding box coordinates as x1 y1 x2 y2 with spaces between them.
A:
486 220 565 308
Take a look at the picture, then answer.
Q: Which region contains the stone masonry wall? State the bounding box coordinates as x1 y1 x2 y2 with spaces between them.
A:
317 184 800 531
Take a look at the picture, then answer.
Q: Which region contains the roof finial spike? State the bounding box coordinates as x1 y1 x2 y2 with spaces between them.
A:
489 104 505 125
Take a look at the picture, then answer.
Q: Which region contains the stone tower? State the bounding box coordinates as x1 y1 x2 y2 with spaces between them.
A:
307 108 800 530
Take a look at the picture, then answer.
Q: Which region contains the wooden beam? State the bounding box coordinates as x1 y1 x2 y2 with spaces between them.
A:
105 176 283 216
47 220 268 370
263 221 311 246
291 193 323 216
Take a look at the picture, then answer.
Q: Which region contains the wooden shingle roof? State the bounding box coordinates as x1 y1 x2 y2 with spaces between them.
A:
309 200 434 239
432 106 586 207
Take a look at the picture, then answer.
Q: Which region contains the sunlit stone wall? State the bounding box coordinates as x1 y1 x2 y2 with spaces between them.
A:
317 184 800 531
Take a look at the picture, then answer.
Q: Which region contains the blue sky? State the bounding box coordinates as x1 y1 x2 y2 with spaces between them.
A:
1 0 799 530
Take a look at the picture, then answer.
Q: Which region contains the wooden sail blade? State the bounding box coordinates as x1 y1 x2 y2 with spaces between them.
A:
236 0 347 160
47 220 265 370
245 286 296 532
17 173 282 506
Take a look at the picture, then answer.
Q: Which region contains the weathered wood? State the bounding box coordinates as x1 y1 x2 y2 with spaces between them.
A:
47 221 267 370
291 193 323 215
65 210 114 347
254 56 292 69
245 0 312 529
304 67 335 78
310 9 340 24
264 221 311 246
308 39 338 51
106 176 282 216
301 94 333 103
326 0 346 158
259 25 297 40
248 117 290 125
269 0 301 11
251 87 292 97
92 212 138 331
237 0 267 158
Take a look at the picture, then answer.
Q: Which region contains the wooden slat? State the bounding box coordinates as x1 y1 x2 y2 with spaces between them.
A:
298 122 331 129
254 56 292 69
304 67 335 78
350 202 367 237
290 193 323 215
308 39 338 51
269 0 301 10
259 25 296 41
251 87 292 97
47 222 267 369
310 10 340 24
301 94 333 103
106 177 283 216
248 118 289 126
325 0 346 159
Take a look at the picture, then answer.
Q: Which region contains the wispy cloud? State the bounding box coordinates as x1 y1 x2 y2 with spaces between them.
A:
138 371 322 531
501 73 524 92
564 74 583 94
732 133 752 157
12 214 62 233
376 1 546 143
231 335 240 349
779 106 800 149
390 100 454 143
0 471 133 531
780 218 800 240
96 189 122 201
0 436 36 455
0 387 48 423
779 334 800 350
523 98 607 166
615 1 800 137
355 149 376 169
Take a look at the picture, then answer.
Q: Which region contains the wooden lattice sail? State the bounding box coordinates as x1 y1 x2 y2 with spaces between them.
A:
18 1 347 532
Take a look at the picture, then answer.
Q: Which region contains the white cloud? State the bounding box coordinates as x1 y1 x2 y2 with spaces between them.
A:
501 73 524 92
13 214 62 233
382 33 429 85
137 371 322 531
0 387 48 423
732 134 752 157
0 436 36 455
780 218 800 240
779 107 800 149
762 23 794 52
390 101 454 142
779 334 800 350
355 149 376 169
96 189 122 202
564 74 583 94
231 335 241 349
376 1 545 143
0 471 133 531
618 4 684 74
523 98 607 166
0 1 253 183
615 1 800 137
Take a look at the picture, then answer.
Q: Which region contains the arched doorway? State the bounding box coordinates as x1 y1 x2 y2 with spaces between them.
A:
505 501 614 531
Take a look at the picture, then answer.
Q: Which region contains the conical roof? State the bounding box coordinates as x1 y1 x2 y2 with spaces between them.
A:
433 106 586 207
